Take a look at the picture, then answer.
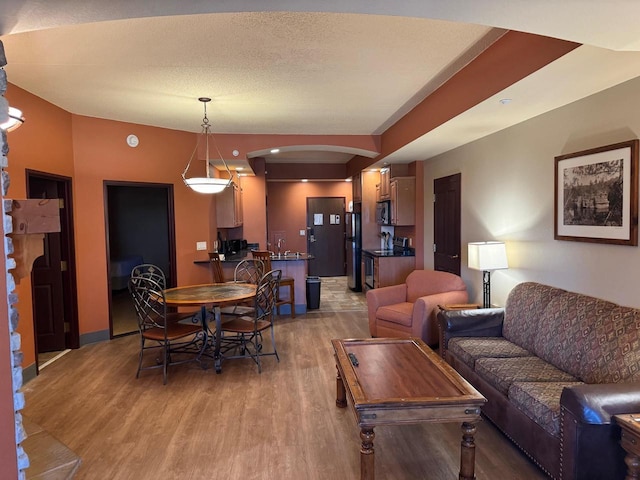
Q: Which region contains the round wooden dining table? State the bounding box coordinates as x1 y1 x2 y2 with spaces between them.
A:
162 282 257 373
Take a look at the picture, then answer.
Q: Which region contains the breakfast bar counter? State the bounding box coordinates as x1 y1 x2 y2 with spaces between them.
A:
194 251 314 315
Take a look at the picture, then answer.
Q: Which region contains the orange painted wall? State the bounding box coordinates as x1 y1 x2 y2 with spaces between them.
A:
266 181 352 253
240 158 267 248
71 116 214 334
5 84 75 367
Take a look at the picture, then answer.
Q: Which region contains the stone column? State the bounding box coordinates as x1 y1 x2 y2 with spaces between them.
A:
0 38 29 480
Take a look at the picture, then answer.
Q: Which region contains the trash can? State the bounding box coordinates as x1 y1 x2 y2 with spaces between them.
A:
306 276 321 310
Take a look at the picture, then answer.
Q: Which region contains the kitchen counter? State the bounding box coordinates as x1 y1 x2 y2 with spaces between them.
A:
194 249 314 264
194 250 314 315
363 249 415 257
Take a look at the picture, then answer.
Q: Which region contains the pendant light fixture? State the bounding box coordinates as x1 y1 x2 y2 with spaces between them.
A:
182 97 233 194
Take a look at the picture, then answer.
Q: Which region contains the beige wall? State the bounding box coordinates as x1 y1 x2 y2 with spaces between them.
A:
423 75 640 309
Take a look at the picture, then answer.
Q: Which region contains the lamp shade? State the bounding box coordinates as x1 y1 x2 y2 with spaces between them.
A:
0 106 25 132
468 241 508 271
183 177 230 194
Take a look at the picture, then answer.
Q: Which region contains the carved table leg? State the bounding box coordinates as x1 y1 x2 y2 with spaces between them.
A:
625 452 640 479
459 421 477 480
336 366 347 408
360 427 375 480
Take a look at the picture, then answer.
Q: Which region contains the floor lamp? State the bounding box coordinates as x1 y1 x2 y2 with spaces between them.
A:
468 241 508 308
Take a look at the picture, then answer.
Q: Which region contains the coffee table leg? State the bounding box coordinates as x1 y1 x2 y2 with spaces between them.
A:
360 427 375 480
336 366 347 408
459 421 477 480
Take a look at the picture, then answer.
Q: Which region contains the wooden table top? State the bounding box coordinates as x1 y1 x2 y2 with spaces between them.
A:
163 283 256 307
332 337 486 426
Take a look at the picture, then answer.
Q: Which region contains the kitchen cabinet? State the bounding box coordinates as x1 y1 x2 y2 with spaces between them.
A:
352 172 362 203
216 182 243 228
389 177 415 226
378 164 409 202
362 252 415 290
379 168 390 200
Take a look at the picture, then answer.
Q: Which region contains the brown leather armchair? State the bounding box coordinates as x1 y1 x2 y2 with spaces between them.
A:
366 269 468 346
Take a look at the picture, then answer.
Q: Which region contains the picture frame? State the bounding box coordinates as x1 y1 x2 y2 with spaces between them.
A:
554 139 638 245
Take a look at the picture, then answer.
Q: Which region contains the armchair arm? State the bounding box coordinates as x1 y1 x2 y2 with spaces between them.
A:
366 284 407 337
561 382 640 425
412 291 469 343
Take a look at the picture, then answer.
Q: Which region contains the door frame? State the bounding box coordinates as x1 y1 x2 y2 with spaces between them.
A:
433 173 462 275
103 181 177 338
26 169 80 370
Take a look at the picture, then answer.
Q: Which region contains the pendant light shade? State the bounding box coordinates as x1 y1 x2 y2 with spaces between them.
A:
182 97 233 194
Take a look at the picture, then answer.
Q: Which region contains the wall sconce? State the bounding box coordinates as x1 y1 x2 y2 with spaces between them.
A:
468 241 508 308
0 106 25 132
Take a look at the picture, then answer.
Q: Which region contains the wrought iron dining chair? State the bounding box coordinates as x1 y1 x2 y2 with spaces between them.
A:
208 252 225 283
251 250 295 318
130 263 197 322
128 275 206 384
219 269 281 373
220 258 265 316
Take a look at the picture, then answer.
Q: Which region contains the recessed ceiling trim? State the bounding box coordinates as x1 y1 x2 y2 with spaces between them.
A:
247 145 379 159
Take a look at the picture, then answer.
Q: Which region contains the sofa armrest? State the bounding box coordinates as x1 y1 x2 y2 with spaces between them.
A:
437 308 504 352
561 382 640 425
412 291 469 344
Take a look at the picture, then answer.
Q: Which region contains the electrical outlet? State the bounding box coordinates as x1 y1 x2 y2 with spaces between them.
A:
196 241 207 251
299 229 306 236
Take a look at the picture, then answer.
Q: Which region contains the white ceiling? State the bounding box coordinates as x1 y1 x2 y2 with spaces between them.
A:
3 1 640 171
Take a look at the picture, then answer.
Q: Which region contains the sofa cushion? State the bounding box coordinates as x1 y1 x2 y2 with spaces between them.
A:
502 282 566 352
508 381 584 438
534 292 640 383
375 302 413 327
448 337 531 369
475 356 578 395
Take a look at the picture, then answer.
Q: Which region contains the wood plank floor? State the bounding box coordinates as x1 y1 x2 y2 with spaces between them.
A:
22 277 546 479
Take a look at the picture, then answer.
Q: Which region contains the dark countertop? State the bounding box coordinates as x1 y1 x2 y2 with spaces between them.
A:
362 248 415 257
194 249 314 264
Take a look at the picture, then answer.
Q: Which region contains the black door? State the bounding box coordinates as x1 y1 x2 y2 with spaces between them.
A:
27 172 79 354
434 173 462 275
306 197 346 276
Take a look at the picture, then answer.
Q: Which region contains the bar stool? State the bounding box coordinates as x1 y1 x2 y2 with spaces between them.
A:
251 250 295 318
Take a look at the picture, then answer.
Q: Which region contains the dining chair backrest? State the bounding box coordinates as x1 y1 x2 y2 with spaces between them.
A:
254 269 282 321
234 259 265 284
251 250 273 272
128 275 167 333
208 252 225 283
131 263 167 289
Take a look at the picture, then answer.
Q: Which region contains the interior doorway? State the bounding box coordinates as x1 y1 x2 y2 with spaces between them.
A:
433 173 462 275
104 182 177 337
306 197 346 276
26 170 79 372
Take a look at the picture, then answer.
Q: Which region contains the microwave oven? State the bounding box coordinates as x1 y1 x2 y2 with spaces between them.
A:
376 200 390 225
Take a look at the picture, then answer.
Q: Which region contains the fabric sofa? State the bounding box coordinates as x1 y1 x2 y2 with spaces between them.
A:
366 269 467 345
438 282 640 480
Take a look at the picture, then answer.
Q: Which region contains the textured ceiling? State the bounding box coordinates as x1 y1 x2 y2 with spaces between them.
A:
2 1 640 170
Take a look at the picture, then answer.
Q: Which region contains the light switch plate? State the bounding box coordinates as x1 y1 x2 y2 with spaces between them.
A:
196 241 207 251
299 230 306 236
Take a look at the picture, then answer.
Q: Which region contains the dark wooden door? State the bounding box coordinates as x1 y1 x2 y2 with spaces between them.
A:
28 176 67 352
306 197 346 276
434 173 462 275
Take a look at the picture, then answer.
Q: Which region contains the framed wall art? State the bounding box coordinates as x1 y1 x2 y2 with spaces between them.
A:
554 139 638 245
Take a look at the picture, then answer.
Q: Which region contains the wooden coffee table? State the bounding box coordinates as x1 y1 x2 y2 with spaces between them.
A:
332 337 486 480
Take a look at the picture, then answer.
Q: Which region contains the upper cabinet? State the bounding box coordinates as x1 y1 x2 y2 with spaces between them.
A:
379 168 391 200
389 177 415 226
216 182 243 228
378 164 409 202
352 172 362 203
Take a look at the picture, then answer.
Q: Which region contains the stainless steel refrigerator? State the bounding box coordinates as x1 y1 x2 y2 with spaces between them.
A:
345 212 362 291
